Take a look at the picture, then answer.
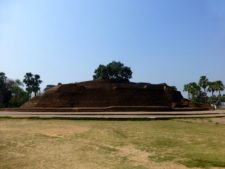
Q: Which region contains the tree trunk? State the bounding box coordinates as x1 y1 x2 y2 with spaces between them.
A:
188 92 190 99
29 93 31 100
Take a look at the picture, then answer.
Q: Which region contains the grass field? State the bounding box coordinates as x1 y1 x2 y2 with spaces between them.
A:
1 118 225 169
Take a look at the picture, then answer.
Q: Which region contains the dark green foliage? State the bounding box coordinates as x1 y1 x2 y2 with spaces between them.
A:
198 75 208 93
0 72 7 87
221 94 225 102
192 91 208 104
0 72 11 107
0 72 42 107
183 82 201 101
93 61 132 82
184 75 224 104
93 64 109 80
23 73 42 97
0 87 11 108
0 73 29 108
208 81 217 96
23 73 33 97
8 80 29 107
32 74 42 96
9 90 29 107
208 81 224 96
208 95 218 105
215 80 224 96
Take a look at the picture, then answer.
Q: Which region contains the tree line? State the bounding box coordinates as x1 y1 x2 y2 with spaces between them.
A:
1 62 225 108
183 76 225 104
0 61 132 108
0 72 42 108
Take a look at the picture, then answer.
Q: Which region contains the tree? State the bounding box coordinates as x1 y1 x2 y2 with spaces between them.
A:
23 73 33 98
183 82 200 100
189 82 201 99
0 72 7 85
93 61 132 82
32 74 42 96
183 76 225 104
0 72 35 107
208 81 217 96
198 76 208 93
23 73 42 98
0 72 12 107
183 84 191 99
8 79 29 107
206 81 224 105
192 90 208 103
93 64 109 80
221 94 225 102
214 80 224 96
0 72 7 93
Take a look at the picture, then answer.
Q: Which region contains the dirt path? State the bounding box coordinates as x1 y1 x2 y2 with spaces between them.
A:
0 110 225 119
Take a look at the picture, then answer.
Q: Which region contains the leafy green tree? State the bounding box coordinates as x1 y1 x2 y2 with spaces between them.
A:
23 73 33 98
23 73 42 97
0 72 7 87
189 82 201 99
183 84 191 99
9 80 29 107
221 94 225 102
93 64 109 80
198 76 208 93
184 76 225 104
184 82 200 100
32 74 42 96
208 95 218 105
192 91 208 103
93 61 132 82
0 72 12 107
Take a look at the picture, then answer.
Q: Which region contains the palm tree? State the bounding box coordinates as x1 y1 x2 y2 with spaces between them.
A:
198 76 208 93
32 74 42 96
184 82 200 99
23 73 33 98
208 81 217 96
189 82 201 98
215 80 224 96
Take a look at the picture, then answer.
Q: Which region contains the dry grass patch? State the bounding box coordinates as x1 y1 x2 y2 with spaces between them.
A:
1 118 225 169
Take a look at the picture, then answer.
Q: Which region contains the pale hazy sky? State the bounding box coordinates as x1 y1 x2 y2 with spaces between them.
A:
0 0 225 94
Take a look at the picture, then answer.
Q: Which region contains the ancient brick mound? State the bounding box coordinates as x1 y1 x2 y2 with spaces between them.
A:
21 80 211 111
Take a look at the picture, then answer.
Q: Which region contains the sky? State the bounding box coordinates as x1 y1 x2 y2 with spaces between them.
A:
0 0 225 95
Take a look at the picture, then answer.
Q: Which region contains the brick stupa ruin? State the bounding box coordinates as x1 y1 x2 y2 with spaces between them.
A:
21 80 210 111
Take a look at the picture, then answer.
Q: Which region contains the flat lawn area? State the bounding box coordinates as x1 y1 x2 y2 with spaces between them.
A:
1 118 225 169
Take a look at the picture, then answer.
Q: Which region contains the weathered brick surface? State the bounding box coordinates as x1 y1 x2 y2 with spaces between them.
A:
22 80 188 109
